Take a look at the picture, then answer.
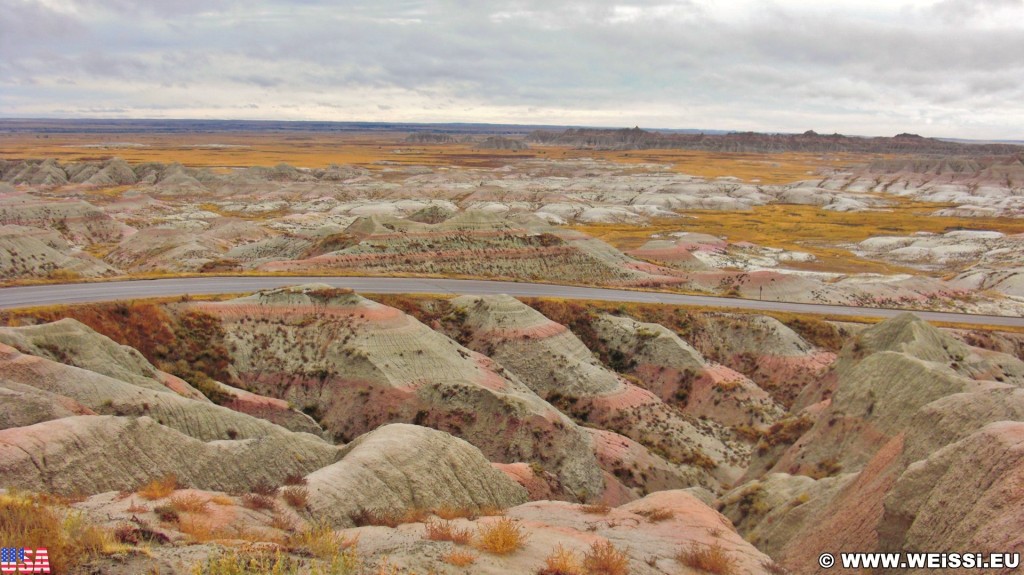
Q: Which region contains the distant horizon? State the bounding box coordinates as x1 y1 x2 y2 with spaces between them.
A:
2 117 1022 144
4 1 1023 142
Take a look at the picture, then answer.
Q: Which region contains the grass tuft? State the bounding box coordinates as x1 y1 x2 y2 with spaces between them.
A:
441 549 478 567
138 474 178 500
583 540 630 575
0 491 115 574
675 542 736 575
635 508 674 522
423 519 472 544
281 486 309 510
169 492 210 513
475 517 528 555
539 544 584 575
241 493 277 511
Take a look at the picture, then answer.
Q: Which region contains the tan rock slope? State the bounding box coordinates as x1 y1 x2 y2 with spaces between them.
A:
721 312 1024 574
306 423 528 526
0 415 338 495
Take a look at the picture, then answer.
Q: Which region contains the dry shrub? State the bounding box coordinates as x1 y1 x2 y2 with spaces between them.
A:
138 474 178 500
169 493 209 513
270 512 298 533
475 517 528 555
581 503 611 515
676 542 737 575
113 522 140 545
210 494 234 506
583 541 630 575
635 508 674 522
281 486 309 510
539 544 584 575
242 493 276 511
178 515 219 542
113 521 169 546
441 549 478 567
153 504 180 524
423 519 472 544
250 481 280 497
282 473 308 486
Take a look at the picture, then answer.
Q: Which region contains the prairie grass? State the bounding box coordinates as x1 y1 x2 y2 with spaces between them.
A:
675 542 737 575
635 507 674 522
540 544 585 575
138 474 178 500
422 519 472 544
242 493 276 511
440 549 477 567
0 491 117 574
169 492 210 513
281 486 309 510
475 517 528 555
153 504 180 523
289 518 358 560
350 507 431 528
573 201 1024 276
0 131 852 183
582 541 630 575
178 515 219 542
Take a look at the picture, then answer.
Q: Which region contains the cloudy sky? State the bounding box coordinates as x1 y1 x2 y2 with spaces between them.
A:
2 0 1023 139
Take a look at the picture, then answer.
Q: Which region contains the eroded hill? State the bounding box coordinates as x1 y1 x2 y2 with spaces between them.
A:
1 287 1022 573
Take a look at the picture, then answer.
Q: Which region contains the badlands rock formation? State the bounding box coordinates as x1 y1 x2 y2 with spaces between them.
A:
2 154 1022 315
192 285 606 499
1 284 1022 573
720 313 1024 573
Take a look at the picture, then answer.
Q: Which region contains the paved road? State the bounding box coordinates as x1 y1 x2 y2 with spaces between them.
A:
0 276 1021 327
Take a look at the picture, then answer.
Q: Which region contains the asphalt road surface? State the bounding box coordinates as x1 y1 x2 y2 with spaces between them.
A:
0 276 1021 327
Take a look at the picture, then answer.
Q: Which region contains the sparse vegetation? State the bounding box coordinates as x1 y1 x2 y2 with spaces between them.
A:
281 486 309 509
242 493 277 511
676 542 737 575
635 507 674 522
581 503 612 515
475 517 528 555
350 507 431 528
539 544 584 575
582 540 630 575
423 519 473 544
289 519 359 561
0 491 117 574
440 549 478 567
138 473 178 500
169 492 210 513
154 504 180 523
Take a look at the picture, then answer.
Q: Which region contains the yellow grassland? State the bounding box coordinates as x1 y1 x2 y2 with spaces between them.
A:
574 200 1024 276
0 131 863 184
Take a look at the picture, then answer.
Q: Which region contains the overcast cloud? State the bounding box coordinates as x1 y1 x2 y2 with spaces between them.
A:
1 0 1023 138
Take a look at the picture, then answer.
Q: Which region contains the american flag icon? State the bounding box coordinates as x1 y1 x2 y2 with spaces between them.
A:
0 548 50 574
